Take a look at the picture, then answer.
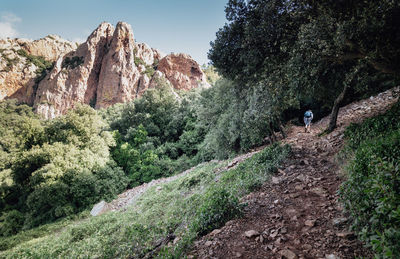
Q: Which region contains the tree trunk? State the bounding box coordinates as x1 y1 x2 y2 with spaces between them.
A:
269 122 277 143
327 83 349 132
279 122 287 138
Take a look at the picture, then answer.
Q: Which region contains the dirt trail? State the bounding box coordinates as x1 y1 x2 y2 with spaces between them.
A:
189 87 399 259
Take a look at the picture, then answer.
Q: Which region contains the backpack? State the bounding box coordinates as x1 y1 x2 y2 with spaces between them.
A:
304 111 312 118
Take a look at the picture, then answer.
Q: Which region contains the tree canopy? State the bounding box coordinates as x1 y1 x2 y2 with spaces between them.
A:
209 0 400 131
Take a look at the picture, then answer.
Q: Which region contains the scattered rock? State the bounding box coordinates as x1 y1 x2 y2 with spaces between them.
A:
210 229 222 236
245 230 259 238
270 230 278 239
336 232 356 239
310 187 328 197
295 184 305 191
279 249 298 259
272 176 281 184
325 254 340 259
304 220 316 227
332 217 348 227
205 241 213 247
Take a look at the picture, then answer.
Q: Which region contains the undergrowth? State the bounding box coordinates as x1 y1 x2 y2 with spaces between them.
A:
339 100 400 258
0 144 289 258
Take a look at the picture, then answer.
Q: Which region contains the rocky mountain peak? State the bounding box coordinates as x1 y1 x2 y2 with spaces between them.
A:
1 21 209 119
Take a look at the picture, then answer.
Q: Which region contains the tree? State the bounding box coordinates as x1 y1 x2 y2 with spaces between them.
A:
209 0 400 132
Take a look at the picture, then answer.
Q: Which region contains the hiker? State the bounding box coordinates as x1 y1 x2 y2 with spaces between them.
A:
304 109 313 133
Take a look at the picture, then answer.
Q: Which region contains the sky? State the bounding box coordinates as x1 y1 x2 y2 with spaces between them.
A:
0 0 229 65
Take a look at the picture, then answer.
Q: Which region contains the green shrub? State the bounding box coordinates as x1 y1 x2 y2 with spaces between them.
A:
339 101 400 258
0 210 24 237
0 103 128 233
344 101 400 150
134 56 146 67
61 56 84 69
190 188 241 236
144 65 155 78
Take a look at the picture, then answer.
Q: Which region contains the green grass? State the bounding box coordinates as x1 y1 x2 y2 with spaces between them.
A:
0 212 90 252
0 144 290 258
339 100 400 258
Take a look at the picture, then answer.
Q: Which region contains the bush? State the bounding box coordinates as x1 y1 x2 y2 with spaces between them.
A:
0 210 24 237
190 188 241 236
105 86 206 185
61 56 84 69
339 101 400 257
0 104 128 232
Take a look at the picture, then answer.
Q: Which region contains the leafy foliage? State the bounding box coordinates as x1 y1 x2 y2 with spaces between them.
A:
104 85 207 185
0 102 128 232
195 78 287 159
209 0 400 135
61 56 84 69
190 188 240 236
0 143 289 258
339 101 400 257
201 64 220 85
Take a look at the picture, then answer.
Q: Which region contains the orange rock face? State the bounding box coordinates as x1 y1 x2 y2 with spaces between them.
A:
1 21 209 119
157 53 209 91
0 36 77 105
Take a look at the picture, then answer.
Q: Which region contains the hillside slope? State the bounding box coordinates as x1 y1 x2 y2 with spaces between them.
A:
189 87 399 258
0 87 397 258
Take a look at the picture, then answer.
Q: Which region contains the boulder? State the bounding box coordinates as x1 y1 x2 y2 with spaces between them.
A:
90 200 109 216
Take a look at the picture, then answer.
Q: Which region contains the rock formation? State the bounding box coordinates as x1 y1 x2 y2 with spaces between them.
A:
157 53 208 91
0 36 77 104
34 22 114 118
96 22 140 109
1 21 209 119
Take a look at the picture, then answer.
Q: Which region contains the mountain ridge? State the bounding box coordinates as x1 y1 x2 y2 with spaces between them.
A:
0 21 209 118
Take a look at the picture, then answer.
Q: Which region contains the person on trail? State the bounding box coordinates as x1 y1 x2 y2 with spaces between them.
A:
304 110 313 133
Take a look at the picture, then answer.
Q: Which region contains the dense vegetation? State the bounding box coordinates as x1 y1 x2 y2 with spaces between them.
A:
0 144 289 258
339 101 400 257
102 84 207 187
209 0 400 138
0 101 128 234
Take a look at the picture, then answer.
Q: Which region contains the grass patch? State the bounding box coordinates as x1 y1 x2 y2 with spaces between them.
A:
0 144 290 258
0 212 89 252
339 100 400 258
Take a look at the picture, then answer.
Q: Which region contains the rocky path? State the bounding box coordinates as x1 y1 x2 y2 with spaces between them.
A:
189 87 399 259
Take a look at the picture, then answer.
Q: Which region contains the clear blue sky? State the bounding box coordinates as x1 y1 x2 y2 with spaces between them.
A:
0 0 228 64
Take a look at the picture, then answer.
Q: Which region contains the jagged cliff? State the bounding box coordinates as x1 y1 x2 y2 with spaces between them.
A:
0 22 209 118
0 35 77 104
